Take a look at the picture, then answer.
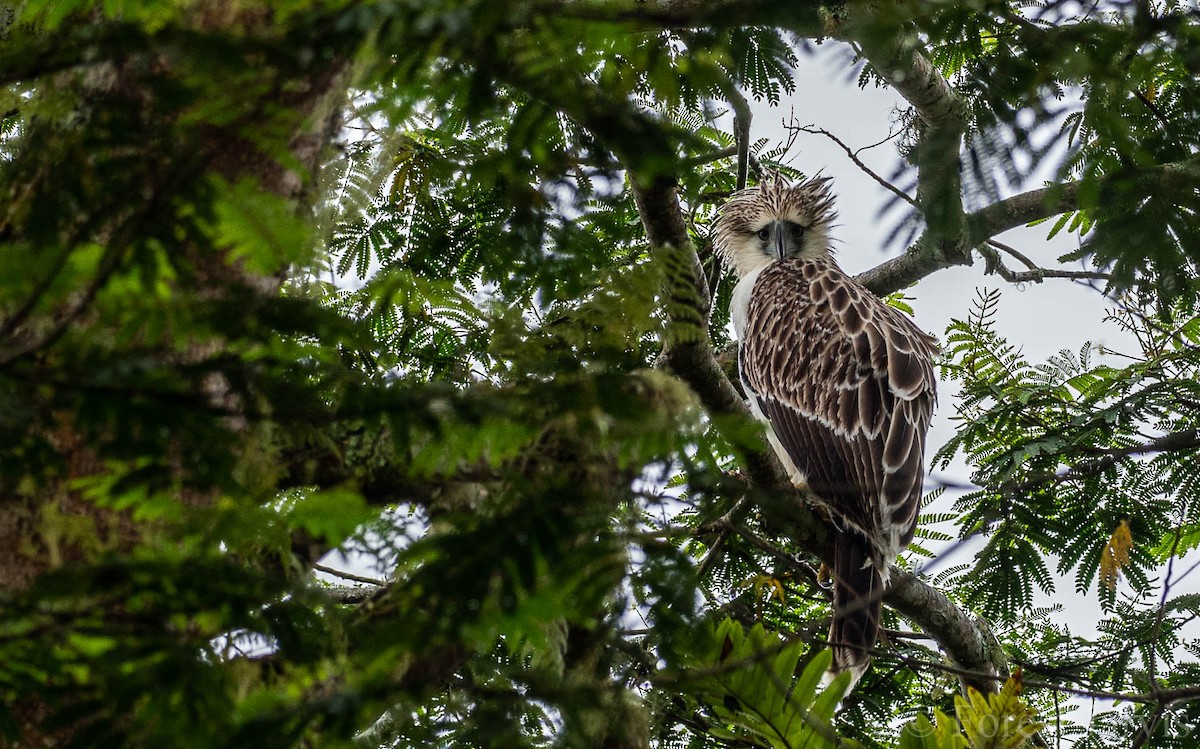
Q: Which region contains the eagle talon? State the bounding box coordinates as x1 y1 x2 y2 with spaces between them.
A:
817 562 833 590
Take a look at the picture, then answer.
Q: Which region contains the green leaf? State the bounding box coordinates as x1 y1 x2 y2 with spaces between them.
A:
286 488 372 542
684 619 846 749
955 676 1044 749
209 178 312 275
900 711 970 749
66 632 118 658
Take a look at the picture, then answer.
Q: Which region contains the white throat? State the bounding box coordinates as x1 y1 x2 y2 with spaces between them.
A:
730 266 767 341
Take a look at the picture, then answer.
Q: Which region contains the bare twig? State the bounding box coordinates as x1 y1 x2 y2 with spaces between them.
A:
977 240 1111 284
313 562 386 586
984 237 1041 271
790 121 915 206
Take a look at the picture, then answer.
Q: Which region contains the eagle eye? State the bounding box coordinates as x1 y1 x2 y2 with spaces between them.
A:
791 224 806 240
755 227 770 240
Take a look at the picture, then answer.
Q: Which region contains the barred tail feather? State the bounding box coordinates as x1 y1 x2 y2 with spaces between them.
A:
828 532 883 693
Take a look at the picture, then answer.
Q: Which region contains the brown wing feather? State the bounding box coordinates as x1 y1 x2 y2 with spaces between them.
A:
739 257 937 557
740 257 936 684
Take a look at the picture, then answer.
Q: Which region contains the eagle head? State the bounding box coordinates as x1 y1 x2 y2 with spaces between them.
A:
713 174 838 278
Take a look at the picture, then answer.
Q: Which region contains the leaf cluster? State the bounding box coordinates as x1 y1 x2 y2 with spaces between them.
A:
5 2 1200 748
934 289 1200 742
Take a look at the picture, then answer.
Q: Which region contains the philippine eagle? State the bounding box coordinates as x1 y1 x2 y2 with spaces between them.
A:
714 174 937 690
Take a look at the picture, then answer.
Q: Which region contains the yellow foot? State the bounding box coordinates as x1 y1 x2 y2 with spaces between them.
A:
817 562 833 589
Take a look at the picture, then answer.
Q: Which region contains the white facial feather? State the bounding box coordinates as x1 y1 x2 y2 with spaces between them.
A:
712 174 838 277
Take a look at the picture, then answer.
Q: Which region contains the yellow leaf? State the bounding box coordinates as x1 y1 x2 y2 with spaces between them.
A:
741 574 787 607
954 673 1044 749
1100 519 1133 590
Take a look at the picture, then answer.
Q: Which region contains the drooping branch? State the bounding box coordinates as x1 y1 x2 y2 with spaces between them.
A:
791 122 915 206
684 513 1005 694
683 145 738 167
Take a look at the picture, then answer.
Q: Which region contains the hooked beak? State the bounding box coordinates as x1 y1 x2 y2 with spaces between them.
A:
767 220 798 260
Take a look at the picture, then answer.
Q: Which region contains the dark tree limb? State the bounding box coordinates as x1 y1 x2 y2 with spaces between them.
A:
551 0 827 33
854 156 1200 297
967 156 1200 243
1008 428 1200 492
716 76 753 190
684 145 738 167
966 182 1084 245
852 235 963 297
